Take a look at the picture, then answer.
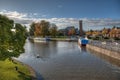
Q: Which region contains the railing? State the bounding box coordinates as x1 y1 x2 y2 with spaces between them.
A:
89 40 120 53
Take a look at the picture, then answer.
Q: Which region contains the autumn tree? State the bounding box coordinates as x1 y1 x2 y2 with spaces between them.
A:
34 22 41 36
68 28 75 36
30 20 50 37
86 29 93 36
92 30 100 37
102 28 109 37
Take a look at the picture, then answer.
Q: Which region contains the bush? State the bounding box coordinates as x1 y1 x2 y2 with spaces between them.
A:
87 36 92 39
92 37 99 40
114 37 120 40
104 37 109 39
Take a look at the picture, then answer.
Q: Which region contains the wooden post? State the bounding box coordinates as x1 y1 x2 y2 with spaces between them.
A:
15 66 18 71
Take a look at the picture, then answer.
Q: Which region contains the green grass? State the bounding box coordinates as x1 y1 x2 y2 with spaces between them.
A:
0 59 32 80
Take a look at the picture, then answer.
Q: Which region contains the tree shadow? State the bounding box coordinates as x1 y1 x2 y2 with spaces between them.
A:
18 71 37 80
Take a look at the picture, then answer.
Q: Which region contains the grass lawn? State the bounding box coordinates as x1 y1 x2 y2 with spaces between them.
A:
0 59 32 80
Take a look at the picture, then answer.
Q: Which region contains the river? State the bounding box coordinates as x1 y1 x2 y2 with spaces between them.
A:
16 40 120 80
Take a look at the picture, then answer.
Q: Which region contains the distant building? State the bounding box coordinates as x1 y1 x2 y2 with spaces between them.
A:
110 27 120 38
85 26 120 39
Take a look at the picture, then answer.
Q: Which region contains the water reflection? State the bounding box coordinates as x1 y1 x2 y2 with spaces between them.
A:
16 40 120 80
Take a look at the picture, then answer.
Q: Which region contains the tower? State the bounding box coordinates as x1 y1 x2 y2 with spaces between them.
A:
79 20 83 36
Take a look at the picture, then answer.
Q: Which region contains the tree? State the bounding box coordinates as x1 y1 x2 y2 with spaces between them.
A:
13 23 27 53
49 24 58 37
92 30 100 37
29 22 35 36
34 22 41 37
40 20 50 37
30 20 50 37
102 28 109 37
68 28 75 36
0 15 27 60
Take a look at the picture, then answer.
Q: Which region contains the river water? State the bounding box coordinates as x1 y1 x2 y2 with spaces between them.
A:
16 40 120 80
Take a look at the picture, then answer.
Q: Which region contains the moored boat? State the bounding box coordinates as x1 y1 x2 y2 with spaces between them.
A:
33 37 50 43
78 37 89 46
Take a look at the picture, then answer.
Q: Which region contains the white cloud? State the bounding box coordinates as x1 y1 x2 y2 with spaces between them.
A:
0 10 120 30
33 18 79 29
33 13 38 16
83 18 120 27
0 10 27 19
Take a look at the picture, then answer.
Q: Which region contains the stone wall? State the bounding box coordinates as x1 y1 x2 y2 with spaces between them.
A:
87 44 120 61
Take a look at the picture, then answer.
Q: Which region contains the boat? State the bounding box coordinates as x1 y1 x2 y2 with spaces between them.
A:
33 37 50 43
78 37 89 46
78 20 89 46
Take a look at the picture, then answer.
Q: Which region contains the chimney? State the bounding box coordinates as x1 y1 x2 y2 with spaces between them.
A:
79 20 83 36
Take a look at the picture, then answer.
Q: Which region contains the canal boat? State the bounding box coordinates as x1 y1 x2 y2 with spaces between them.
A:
78 37 89 46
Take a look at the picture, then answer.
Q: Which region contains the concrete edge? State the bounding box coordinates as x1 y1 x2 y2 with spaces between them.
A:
86 44 120 61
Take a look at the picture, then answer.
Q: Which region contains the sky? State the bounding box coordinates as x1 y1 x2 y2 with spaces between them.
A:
0 0 120 30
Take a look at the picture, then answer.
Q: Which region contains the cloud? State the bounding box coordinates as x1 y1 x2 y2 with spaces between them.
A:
0 10 33 25
33 13 38 16
0 10 120 30
0 10 27 19
0 10 47 23
35 18 120 29
33 18 79 29
83 18 120 27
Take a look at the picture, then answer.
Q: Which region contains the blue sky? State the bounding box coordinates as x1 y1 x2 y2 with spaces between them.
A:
0 0 120 30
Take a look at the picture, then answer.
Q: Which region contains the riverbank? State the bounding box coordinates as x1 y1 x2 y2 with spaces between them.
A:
0 59 36 80
12 58 37 80
86 42 120 61
50 38 77 42
29 36 78 42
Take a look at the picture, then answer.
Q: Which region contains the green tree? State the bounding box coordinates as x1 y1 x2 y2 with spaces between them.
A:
0 15 27 60
13 23 27 53
49 24 58 37
40 20 50 37
29 22 35 36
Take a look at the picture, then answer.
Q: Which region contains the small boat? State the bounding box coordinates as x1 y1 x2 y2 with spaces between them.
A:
33 37 50 43
78 37 89 46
